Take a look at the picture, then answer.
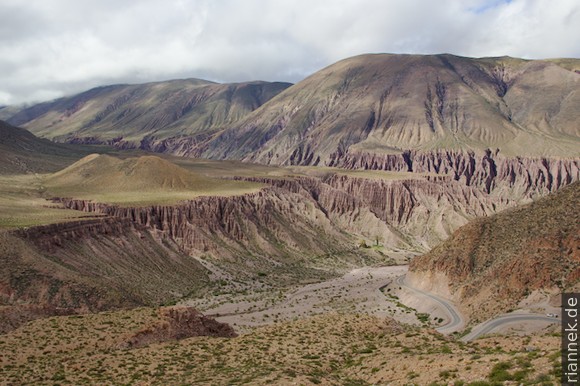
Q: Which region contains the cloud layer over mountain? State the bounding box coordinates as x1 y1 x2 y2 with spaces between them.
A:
0 0 578 104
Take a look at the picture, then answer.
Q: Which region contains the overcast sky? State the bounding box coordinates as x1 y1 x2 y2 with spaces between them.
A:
0 0 578 105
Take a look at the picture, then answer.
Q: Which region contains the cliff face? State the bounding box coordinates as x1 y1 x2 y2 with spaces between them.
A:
408 182 580 322
322 174 513 249
0 216 209 331
331 149 579 196
54 186 392 284
15 217 135 253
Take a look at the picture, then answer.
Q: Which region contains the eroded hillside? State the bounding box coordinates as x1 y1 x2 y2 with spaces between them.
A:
408 181 580 322
177 54 580 161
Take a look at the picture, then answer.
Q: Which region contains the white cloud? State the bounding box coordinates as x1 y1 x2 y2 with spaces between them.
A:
0 0 578 105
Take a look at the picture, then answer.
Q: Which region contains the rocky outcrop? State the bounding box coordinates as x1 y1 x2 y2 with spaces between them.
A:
330 149 579 196
228 174 514 249
15 217 137 253
322 174 509 223
1 217 209 327
408 181 580 322
126 307 236 348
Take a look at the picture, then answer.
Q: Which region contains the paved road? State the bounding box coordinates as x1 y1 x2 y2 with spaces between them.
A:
394 275 561 340
394 275 465 334
461 313 561 342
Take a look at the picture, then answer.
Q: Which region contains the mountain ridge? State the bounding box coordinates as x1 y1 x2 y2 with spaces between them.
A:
199 53 579 161
0 120 90 174
5 53 579 161
8 79 291 144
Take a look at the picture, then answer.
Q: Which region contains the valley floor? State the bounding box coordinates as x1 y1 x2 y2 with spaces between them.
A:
0 264 564 385
186 265 560 342
186 266 425 332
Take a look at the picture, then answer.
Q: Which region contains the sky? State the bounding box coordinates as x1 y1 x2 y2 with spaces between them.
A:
0 0 578 105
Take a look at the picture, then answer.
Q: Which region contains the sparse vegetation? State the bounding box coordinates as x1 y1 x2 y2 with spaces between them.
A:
0 308 561 385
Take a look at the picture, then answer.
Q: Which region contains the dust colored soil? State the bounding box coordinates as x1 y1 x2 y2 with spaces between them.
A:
0 306 561 385
186 266 432 333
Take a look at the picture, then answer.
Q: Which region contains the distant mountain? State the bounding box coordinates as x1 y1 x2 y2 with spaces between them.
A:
7 79 291 146
198 54 579 163
0 105 22 121
5 54 579 163
408 181 580 322
0 120 89 174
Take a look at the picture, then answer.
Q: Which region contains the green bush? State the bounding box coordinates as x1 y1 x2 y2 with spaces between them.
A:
488 361 514 382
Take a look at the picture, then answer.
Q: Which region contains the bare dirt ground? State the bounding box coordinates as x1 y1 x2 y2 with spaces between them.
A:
185 265 563 341
183 265 431 332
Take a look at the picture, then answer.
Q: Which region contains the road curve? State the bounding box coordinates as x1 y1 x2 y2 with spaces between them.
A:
461 313 561 342
393 275 561 341
394 275 465 334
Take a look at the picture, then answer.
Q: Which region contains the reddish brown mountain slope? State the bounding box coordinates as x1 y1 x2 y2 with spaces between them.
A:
408 181 580 322
197 54 579 162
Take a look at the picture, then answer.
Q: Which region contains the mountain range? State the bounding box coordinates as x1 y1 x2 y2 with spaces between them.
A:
0 53 578 384
5 54 579 162
7 79 290 147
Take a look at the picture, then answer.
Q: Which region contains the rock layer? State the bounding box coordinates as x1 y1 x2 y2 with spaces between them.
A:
54 186 388 283
331 149 579 196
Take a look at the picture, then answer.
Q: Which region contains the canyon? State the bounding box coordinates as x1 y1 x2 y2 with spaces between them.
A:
0 53 577 385
1 148 577 330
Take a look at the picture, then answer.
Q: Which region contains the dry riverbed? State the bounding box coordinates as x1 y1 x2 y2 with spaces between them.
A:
182 265 445 333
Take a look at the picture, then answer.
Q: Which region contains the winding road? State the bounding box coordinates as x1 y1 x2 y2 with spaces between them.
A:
395 274 561 341
394 275 465 334
460 313 561 342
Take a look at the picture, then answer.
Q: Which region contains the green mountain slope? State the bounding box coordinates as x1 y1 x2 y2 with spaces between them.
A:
9 79 291 145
